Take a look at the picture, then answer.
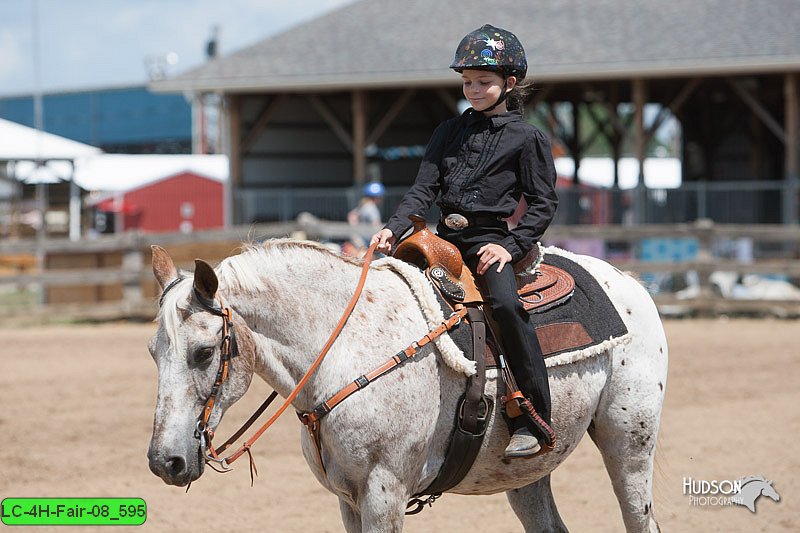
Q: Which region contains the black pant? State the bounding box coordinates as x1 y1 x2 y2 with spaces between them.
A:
464 255 552 429
437 221 552 430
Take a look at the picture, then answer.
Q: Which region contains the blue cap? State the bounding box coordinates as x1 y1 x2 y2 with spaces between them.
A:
363 182 385 197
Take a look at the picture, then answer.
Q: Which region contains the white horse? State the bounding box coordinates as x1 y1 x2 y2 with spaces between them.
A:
147 239 668 532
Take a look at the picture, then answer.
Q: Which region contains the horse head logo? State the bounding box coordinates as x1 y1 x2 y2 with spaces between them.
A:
730 475 781 513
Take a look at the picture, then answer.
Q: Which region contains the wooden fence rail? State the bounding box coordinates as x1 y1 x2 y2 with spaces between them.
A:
0 219 798 321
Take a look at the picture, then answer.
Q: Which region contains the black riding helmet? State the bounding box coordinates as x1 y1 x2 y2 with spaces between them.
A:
450 24 527 112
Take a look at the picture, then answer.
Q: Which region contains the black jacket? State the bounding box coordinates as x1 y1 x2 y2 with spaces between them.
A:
384 108 558 262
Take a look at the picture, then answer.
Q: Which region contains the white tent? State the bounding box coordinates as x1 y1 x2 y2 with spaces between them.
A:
1 118 102 240
0 118 101 163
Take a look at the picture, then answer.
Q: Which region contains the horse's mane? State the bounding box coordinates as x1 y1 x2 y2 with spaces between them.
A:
155 238 476 377
215 238 371 294
156 239 363 352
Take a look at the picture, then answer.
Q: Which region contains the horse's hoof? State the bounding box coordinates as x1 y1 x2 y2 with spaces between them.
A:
504 432 541 458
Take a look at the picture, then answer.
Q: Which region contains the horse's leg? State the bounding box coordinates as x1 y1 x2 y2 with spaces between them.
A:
589 419 661 532
338 498 362 533
358 467 407 533
506 474 568 533
589 352 665 532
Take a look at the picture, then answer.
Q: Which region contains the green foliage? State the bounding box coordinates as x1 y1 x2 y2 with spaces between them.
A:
527 102 678 158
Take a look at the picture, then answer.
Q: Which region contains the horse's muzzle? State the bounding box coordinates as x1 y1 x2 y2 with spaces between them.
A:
148 449 203 487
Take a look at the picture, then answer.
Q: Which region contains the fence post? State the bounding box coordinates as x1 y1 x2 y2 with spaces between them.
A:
693 218 716 309
697 181 707 220
122 237 146 312
784 175 800 225
786 73 799 224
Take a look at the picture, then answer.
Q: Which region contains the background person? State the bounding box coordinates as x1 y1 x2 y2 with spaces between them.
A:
345 182 385 257
348 181 385 227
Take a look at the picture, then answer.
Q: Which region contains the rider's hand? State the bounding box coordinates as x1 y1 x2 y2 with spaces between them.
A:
370 228 396 254
476 243 512 275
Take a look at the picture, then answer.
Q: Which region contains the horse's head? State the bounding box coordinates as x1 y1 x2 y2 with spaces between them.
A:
147 246 254 486
761 480 780 502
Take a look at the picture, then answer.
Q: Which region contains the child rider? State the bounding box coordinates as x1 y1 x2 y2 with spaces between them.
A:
371 24 559 457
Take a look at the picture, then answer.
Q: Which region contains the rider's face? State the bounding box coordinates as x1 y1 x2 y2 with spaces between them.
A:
461 70 514 113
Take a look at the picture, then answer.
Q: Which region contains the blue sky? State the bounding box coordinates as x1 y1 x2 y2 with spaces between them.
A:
0 0 357 96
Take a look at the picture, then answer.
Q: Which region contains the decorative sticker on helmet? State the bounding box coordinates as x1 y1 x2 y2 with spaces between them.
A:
483 38 504 50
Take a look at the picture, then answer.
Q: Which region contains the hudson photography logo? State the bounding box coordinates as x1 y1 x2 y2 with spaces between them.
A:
683 475 781 513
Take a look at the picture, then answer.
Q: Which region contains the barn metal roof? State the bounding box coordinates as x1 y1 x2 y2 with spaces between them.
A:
152 0 800 94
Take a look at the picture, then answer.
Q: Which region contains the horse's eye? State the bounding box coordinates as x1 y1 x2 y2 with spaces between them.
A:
193 347 215 364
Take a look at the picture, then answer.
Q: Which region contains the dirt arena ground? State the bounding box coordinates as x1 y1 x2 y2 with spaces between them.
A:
1 318 797 532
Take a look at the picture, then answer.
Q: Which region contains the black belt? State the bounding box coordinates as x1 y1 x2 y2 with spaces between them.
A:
440 212 503 230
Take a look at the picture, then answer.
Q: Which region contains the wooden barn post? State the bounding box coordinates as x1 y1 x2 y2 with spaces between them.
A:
228 94 242 226
785 73 799 224
352 90 367 187
633 78 648 223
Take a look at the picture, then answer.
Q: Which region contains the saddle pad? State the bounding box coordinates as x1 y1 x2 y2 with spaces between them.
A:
532 253 628 358
435 251 629 365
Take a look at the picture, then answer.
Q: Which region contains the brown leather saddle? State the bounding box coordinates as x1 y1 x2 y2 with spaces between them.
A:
393 215 575 315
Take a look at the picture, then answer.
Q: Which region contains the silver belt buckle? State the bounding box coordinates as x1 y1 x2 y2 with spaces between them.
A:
443 213 469 230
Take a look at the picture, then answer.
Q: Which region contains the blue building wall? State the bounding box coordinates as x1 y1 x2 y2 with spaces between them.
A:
0 86 192 153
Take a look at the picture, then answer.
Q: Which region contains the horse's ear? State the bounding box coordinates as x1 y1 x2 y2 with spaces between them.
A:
193 259 218 301
152 245 179 290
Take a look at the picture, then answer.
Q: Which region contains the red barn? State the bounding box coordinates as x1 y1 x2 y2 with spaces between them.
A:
80 154 228 234
118 171 223 232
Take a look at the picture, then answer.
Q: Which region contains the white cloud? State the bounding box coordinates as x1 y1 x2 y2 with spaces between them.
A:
0 30 25 83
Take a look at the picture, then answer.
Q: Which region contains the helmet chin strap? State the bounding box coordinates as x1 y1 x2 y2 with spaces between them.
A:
480 76 510 113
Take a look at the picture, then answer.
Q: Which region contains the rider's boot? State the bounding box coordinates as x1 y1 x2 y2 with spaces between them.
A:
504 395 556 458
504 418 541 457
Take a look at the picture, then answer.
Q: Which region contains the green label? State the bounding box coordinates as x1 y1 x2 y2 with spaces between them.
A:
1 498 146 526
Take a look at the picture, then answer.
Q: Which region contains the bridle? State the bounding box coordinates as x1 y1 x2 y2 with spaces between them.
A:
188 287 248 471
158 243 378 483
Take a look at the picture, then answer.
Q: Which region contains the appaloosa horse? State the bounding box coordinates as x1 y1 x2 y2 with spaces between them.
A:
147 239 668 532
